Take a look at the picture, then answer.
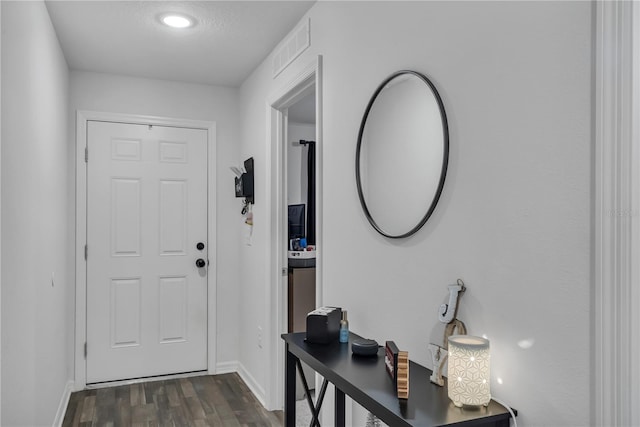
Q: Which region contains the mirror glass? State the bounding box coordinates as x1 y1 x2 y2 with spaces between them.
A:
356 71 449 238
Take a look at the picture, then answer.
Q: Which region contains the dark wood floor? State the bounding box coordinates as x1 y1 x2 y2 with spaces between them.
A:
62 373 284 427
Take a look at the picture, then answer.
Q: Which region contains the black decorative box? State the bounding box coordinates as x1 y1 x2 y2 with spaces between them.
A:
306 306 341 344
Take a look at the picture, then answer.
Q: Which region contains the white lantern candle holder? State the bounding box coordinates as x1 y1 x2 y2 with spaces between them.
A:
447 335 491 407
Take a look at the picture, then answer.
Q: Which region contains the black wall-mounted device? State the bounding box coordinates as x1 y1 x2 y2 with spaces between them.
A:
235 157 254 204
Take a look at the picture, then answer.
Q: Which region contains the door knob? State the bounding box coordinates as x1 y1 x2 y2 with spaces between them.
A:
197 242 205 251
196 258 206 268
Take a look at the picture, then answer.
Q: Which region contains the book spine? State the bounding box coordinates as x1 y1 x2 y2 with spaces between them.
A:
397 351 409 399
385 341 400 389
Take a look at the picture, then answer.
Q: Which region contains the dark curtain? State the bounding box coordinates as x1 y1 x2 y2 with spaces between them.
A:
306 142 316 245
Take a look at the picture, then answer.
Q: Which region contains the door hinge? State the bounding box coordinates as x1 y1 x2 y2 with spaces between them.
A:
84 342 87 359
282 268 287 276
84 245 88 260
85 147 88 162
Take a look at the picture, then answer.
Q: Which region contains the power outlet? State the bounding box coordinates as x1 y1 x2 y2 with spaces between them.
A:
257 326 263 348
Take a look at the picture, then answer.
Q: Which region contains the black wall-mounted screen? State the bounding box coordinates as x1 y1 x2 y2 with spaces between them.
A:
288 204 306 240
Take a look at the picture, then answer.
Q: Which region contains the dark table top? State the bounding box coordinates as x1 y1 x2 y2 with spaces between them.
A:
282 332 513 427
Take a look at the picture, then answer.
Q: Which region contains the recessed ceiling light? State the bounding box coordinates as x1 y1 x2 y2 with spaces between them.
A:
161 14 193 29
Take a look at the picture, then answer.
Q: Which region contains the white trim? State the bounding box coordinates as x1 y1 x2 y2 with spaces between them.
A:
265 56 323 411
84 370 207 390
215 361 240 375
631 4 640 424
52 381 74 427
237 362 267 408
594 2 639 426
206 118 219 377
74 110 217 389
0 3 3 421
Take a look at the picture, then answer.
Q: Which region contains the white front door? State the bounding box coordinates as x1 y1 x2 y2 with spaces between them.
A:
86 121 208 384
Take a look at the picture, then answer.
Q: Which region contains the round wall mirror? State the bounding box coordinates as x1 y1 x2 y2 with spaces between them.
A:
356 70 449 238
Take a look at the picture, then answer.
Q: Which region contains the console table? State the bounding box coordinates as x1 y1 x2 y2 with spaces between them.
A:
282 332 515 427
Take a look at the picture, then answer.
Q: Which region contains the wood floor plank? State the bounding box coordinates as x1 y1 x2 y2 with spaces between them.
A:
70 395 84 427
146 380 166 405
203 407 225 426
196 382 219 415
62 392 81 427
130 383 143 407
168 402 190 427
131 403 158 423
80 396 96 423
96 387 116 407
115 396 132 427
94 403 116 427
166 384 181 408
216 413 242 427
186 395 207 420
179 378 197 398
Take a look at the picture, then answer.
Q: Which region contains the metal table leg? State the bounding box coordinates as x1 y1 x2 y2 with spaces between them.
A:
287 349 339 427
285 344 297 427
335 387 345 427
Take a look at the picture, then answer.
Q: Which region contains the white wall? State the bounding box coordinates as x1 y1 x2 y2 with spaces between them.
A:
1 1 71 425
69 70 241 369
239 1 592 425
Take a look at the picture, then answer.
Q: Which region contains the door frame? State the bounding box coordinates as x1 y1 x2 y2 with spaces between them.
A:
74 110 217 390
594 1 640 425
265 55 322 410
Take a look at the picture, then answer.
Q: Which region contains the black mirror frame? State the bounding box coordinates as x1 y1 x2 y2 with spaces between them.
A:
355 70 450 239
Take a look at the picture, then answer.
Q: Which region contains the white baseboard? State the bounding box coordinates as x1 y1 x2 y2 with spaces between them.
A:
52 380 74 427
215 360 239 375
237 362 267 407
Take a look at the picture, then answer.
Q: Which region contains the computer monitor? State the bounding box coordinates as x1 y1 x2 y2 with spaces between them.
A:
288 204 306 240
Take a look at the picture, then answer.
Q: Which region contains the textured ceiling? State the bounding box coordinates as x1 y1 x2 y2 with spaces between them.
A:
45 1 315 87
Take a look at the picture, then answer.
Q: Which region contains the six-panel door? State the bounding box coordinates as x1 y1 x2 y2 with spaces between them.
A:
86 121 208 383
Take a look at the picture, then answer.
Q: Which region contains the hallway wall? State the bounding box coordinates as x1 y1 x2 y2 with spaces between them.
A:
1 1 71 425
69 70 242 371
239 2 592 425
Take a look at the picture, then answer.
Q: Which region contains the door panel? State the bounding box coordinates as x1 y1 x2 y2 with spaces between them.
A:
86 121 208 384
159 180 188 255
111 178 141 256
158 276 188 343
110 278 141 347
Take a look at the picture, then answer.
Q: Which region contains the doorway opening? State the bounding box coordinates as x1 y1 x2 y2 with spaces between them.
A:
286 91 317 401
266 56 322 411
74 111 218 390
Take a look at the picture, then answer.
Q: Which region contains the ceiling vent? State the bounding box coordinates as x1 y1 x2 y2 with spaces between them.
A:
272 18 310 78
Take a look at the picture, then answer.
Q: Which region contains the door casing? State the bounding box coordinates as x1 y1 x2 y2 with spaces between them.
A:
74 110 217 390
265 55 323 411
